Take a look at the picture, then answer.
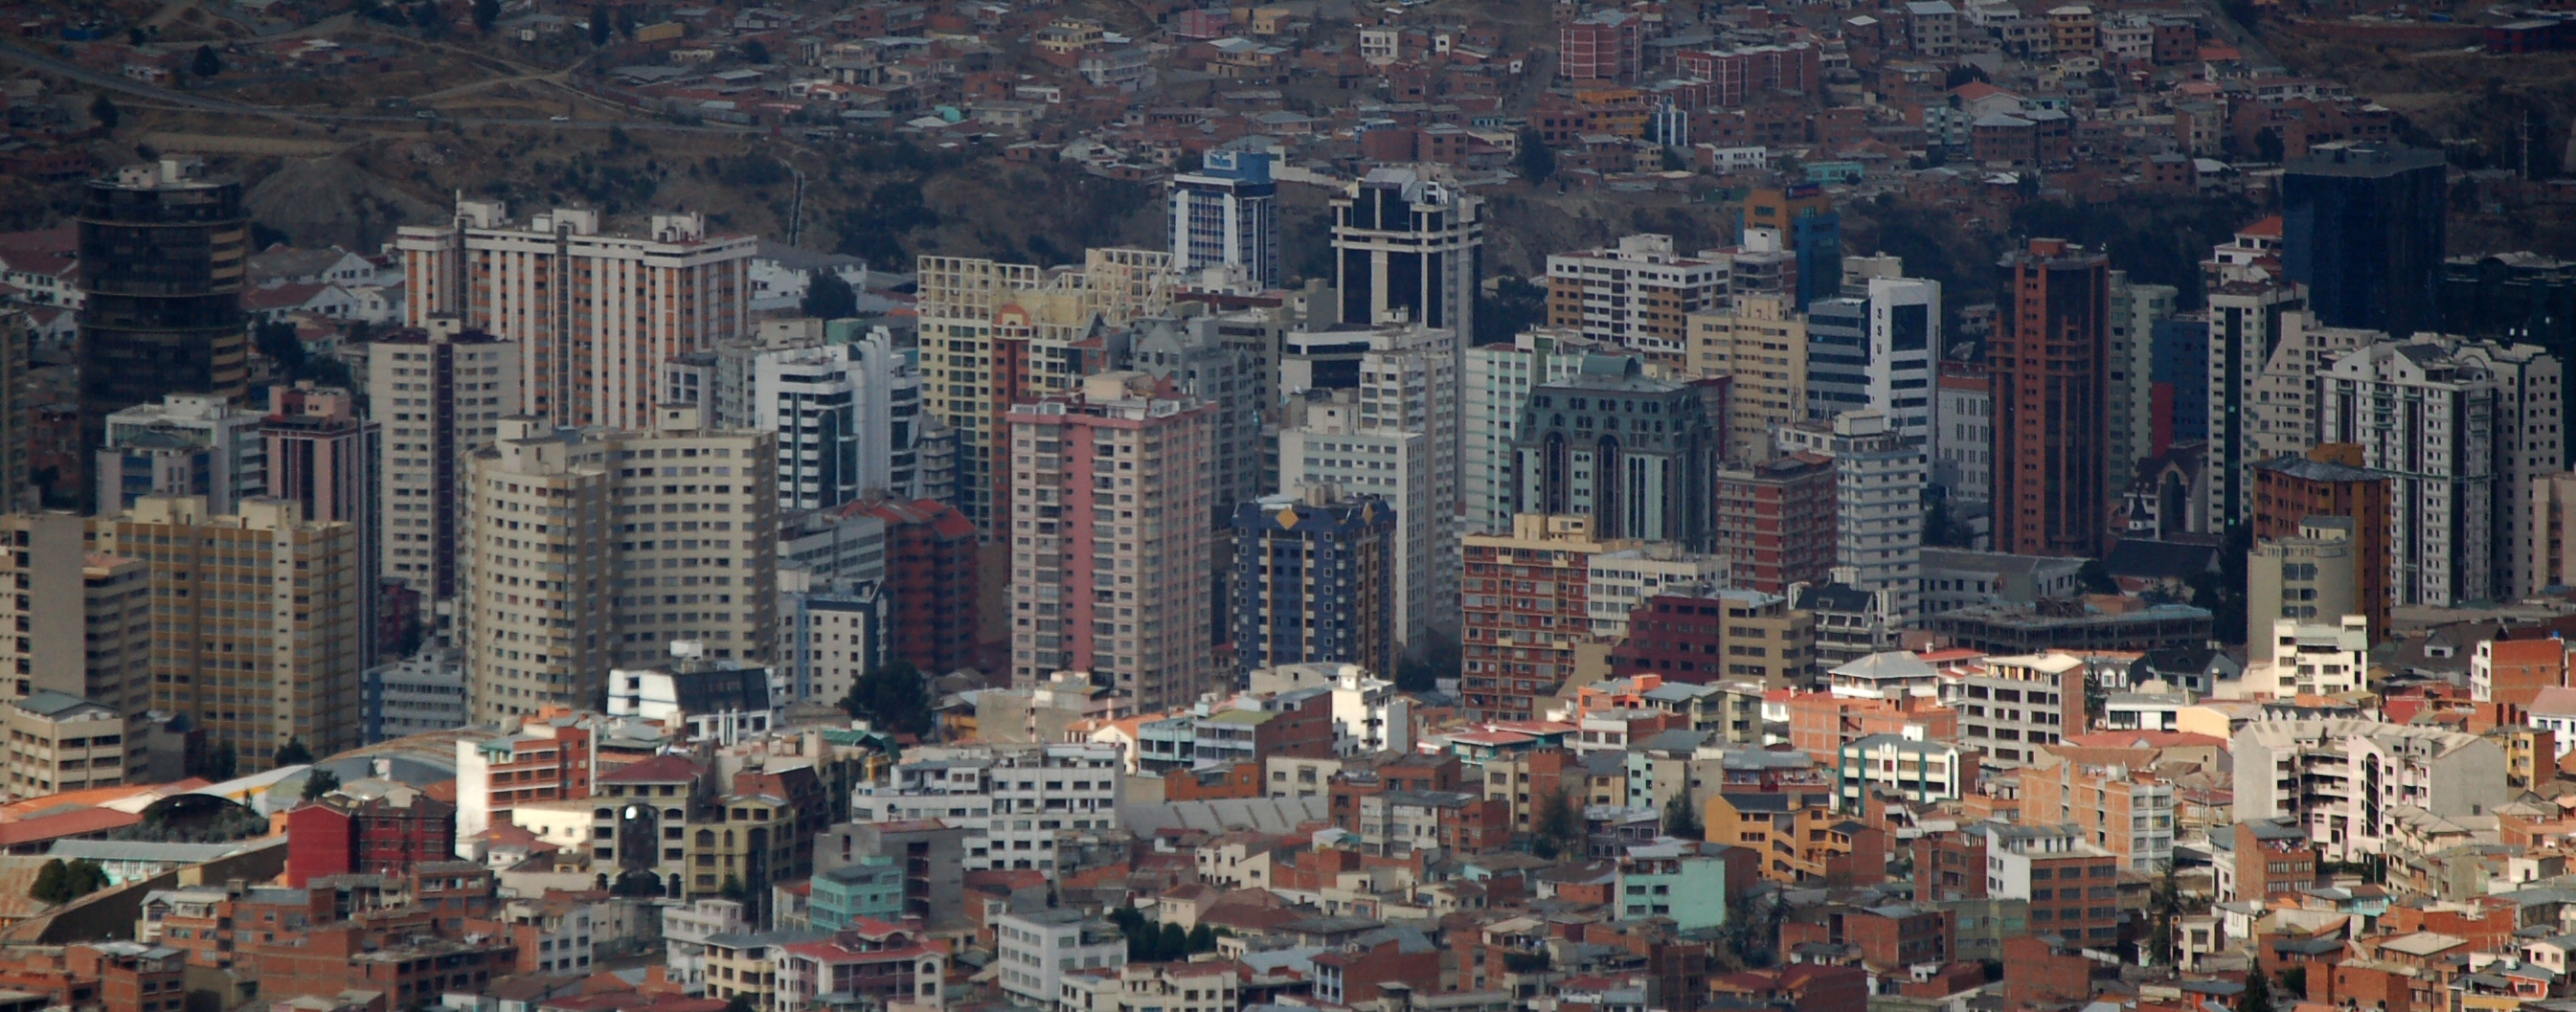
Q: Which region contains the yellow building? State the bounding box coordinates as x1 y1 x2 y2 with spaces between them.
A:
1685 294 1810 461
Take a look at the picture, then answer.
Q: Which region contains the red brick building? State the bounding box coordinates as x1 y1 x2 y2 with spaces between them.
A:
2001 933 2106 1008
850 498 981 676
283 786 458 887
1713 456 1836 595
2252 447 2392 636
1779 903 1955 975
1708 964 1867 1012
1993 239 2113 558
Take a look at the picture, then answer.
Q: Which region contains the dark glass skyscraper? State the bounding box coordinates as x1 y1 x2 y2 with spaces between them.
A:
2281 143 2447 335
78 160 249 444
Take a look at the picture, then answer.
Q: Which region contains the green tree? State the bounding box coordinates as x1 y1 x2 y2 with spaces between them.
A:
90 93 119 131
410 2 444 34
273 738 314 767
1516 129 1556 183
2243 964 2274 1012
1186 923 1217 954
720 875 748 902
589 3 611 45
1532 787 1581 858
302 769 342 800
801 271 857 320
2254 126 2285 163
742 39 771 64
2281 967 2306 1001
1156 923 1187 959
472 0 499 31
724 996 756 1012
2075 558 2118 595
29 860 65 903
192 742 237 781
2148 860 2181 966
838 660 934 736
256 321 307 373
1664 792 1703 840
192 44 221 78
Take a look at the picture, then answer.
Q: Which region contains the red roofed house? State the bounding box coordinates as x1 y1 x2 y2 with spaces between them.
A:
775 920 947 1012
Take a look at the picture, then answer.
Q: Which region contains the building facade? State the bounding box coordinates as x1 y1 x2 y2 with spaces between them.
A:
78 161 249 443
1511 355 1720 550
1230 488 1397 679
369 320 521 606
1993 239 2113 558
1168 148 1280 289
1331 168 1481 336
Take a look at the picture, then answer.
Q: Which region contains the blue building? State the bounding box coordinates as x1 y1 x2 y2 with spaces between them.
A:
2150 315 2208 448
1169 148 1280 288
1230 487 1397 679
1739 185 1842 310
809 857 906 929
2281 143 2447 335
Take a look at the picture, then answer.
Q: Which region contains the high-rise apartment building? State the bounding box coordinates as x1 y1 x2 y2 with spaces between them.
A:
1712 454 1838 594
2106 272 2178 475
98 394 265 514
1510 355 1720 549
370 319 522 605
1168 149 1280 289
1686 293 1809 461
1004 373 1216 711
915 250 1176 529
2281 143 2447 336
1462 514 1617 721
849 498 982 676
1132 315 1265 529
1230 487 1396 678
93 496 365 762
1464 329 1618 535
1331 168 1481 336
1810 276 1942 448
1776 411 1925 621
752 334 929 511
0 513 152 718
78 160 250 443
1993 239 2112 558
396 201 754 430
2318 336 2562 605
1544 234 1725 366
2253 446 2393 638
2203 216 2306 525
459 410 777 724
0 313 23 510
263 383 379 658
1583 547 1729 640
1277 325 1458 646
1934 370 1992 506
2 692 131 799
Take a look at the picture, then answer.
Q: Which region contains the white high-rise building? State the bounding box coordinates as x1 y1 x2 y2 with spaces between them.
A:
459 408 777 723
2203 216 2308 526
1543 234 1726 364
1464 329 1614 536
1277 324 1459 646
1584 547 1728 639
1864 276 1940 446
2319 336 2562 606
751 333 930 510
1168 149 1280 289
1778 410 1926 621
396 200 754 431
369 317 523 608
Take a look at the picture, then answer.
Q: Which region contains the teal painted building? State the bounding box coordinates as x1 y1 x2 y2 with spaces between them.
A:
1615 841 1732 930
809 856 905 930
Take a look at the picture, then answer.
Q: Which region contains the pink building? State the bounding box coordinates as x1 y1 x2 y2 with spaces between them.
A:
1003 372 1217 711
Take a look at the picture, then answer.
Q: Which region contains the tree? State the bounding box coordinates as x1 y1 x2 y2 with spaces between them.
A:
1516 128 1556 183
2253 126 2285 164
1664 791 1703 840
589 3 611 45
273 738 314 767
720 875 748 902
302 769 342 800
2242 964 2274 1012
194 742 237 781
838 660 935 736
410 2 444 34
1186 923 1217 954
1532 787 1581 858
89 93 119 131
2148 860 2181 966
192 45 221 79
29 860 65 903
64 860 107 899
1157 923 1187 958
473 0 499 31
2075 558 2118 596
742 39 771 64
724 996 756 1012
801 270 857 320
128 27 147 45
